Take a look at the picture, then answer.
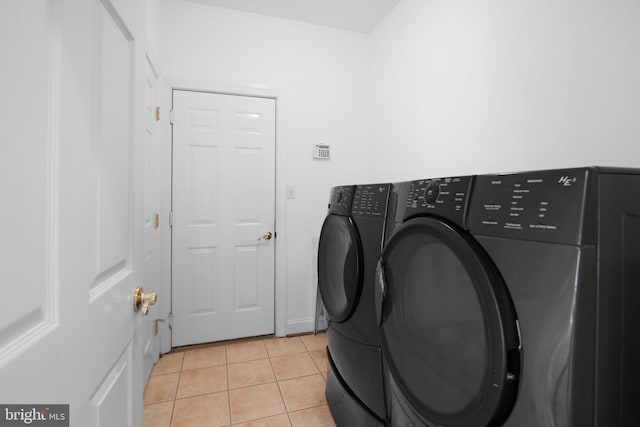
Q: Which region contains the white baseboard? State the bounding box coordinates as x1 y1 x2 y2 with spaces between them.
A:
285 317 315 336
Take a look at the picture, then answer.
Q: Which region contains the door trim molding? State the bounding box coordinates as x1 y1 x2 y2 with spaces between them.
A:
164 76 281 100
162 77 287 342
145 41 161 80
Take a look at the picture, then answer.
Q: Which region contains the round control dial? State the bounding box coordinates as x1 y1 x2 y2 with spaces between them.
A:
424 181 441 205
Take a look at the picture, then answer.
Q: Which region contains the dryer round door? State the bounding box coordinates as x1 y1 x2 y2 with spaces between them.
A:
377 217 521 427
318 213 363 322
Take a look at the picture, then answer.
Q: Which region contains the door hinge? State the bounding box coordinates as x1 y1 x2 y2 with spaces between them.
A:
169 109 175 124
153 319 163 336
155 106 161 122
169 211 173 228
168 313 174 330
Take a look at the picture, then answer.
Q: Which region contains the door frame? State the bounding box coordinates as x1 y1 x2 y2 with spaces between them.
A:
157 77 286 352
142 44 162 378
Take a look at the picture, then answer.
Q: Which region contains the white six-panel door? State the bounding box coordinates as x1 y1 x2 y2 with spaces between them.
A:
0 0 147 425
171 90 276 346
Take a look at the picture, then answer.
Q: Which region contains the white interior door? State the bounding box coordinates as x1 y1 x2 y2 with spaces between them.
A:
0 1 148 425
172 90 276 347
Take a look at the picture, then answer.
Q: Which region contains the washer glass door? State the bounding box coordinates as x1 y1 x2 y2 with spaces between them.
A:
318 213 363 322
378 217 520 426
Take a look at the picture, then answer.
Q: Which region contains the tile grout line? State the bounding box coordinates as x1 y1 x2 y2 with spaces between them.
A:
268 342 293 427
224 344 232 427
169 352 184 427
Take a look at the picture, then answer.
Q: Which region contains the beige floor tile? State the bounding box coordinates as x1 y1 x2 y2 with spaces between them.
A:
182 346 227 371
151 352 184 376
299 333 328 352
176 365 228 399
270 353 319 381
143 401 174 427
144 334 338 427
308 349 330 377
228 358 276 389
229 382 286 424
227 340 269 364
278 374 327 412
171 391 230 427
232 413 292 427
289 405 336 427
264 337 306 358
144 373 180 404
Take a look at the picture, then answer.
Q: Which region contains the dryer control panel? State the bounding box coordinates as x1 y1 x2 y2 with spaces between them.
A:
468 168 592 244
352 184 390 218
400 176 473 228
327 185 355 216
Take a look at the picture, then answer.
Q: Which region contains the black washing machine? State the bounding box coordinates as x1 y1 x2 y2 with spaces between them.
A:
376 167 640 427
318 184 390 426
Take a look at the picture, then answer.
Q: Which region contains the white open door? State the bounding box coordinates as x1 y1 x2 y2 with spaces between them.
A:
171 90 276 346
0 1 149 426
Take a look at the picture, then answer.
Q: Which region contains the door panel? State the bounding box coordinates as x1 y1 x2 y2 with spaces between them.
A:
0 0 56 363
90 344 133 425
189 248 218 313
0 1 146 426
91 0 133 296
172 90 276 346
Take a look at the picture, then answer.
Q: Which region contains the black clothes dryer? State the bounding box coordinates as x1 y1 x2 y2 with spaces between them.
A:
319 184 390 426
376 168 640 427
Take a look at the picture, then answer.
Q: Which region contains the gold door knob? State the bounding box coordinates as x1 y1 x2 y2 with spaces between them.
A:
258 231 273 241
133 286 157 315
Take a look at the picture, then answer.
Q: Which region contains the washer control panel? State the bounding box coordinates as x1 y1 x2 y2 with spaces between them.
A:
352 184 390 218
468 168 591 244
327 185 355 215
402 176 473 228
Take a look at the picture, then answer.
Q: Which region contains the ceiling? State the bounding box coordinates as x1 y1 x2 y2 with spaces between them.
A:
182 0 401 33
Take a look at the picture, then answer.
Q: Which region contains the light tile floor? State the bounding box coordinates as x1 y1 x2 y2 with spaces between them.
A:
143 333 336 427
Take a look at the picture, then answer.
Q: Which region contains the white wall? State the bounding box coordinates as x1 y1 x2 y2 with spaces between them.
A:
371 0 640 179
155 0 640 338
146 0 162 55
158 0 373 334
